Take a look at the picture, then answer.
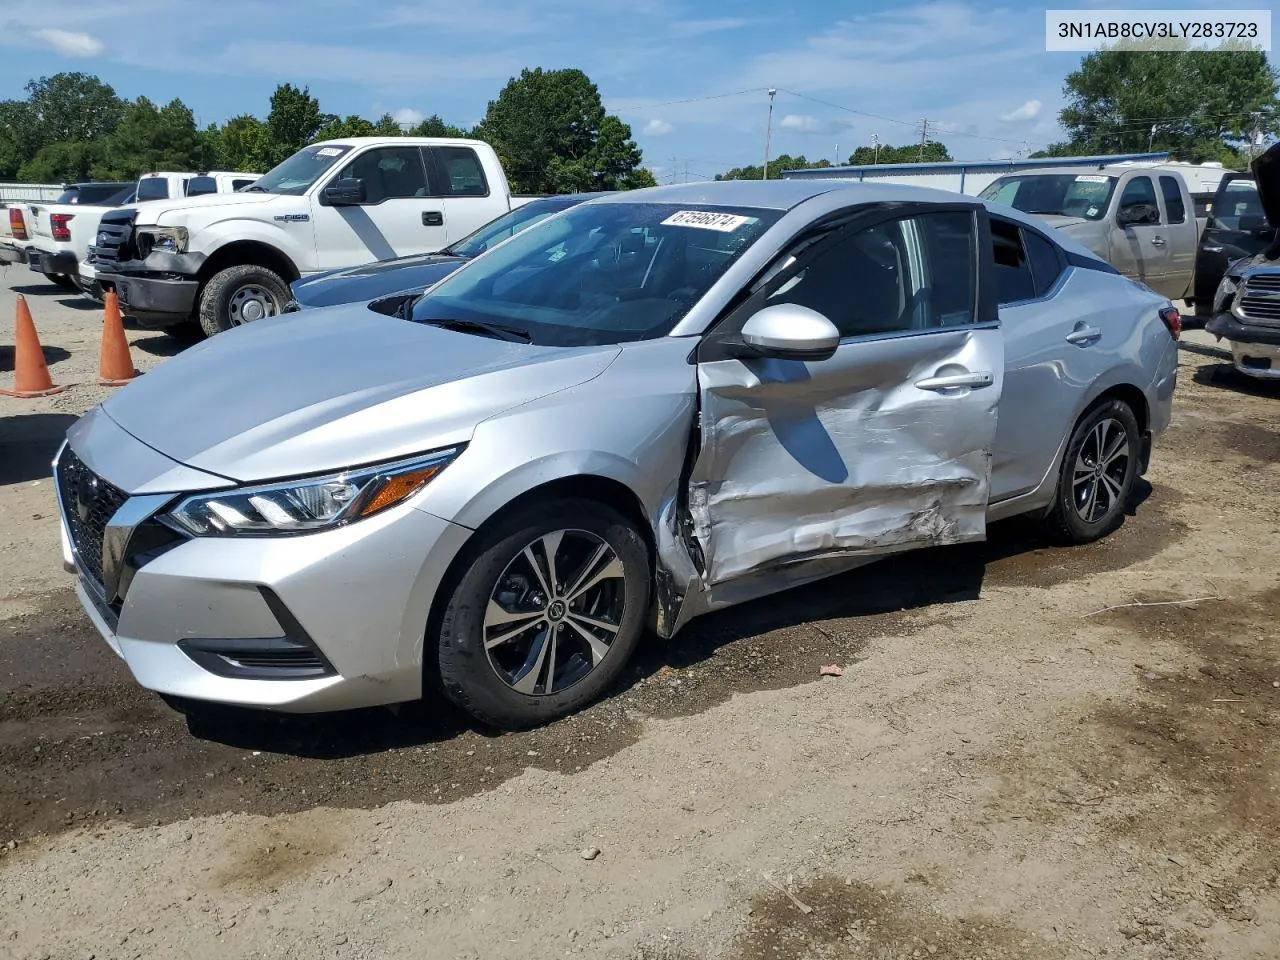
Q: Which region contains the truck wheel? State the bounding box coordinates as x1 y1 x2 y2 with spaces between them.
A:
198 264 291 337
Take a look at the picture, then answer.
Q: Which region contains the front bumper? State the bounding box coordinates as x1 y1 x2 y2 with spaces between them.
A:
1206 313 1280 379
98 252 204 327
28 246 78 277
78 259 104 301
58 432 474 713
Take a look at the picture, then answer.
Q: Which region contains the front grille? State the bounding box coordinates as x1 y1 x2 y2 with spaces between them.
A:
1245 274 1280 292
178 636 336 680
88 211 136 266
1237 293 1280 328
56 449 128 589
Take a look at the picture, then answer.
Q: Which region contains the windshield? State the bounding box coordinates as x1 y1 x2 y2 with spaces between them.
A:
980 173 1117 220
411 202 780 347
448 199 581 259
251 144 353 195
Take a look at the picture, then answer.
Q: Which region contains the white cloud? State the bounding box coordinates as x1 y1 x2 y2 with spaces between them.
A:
780 114 821 132
393 107 425 126
644 119 673 135
999 99 1042 123
32 28 104 57
669 18 750 38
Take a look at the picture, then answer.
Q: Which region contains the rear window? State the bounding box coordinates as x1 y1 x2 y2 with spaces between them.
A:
186 176 217 196
55 184 130 205
232 178 256 191
137 178 169 201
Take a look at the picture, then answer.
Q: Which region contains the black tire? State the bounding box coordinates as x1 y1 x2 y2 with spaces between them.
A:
49 272 78 291
198 263 291 337
435 499 651 730
1044 398 1140 545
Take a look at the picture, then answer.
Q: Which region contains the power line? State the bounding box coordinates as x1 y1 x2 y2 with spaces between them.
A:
612 87 770 111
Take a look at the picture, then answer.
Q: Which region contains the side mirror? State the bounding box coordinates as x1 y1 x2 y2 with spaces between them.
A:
736 304 840 362
324 178 365 206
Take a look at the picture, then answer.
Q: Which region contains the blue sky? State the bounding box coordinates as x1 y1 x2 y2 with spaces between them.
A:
0 0 1271 181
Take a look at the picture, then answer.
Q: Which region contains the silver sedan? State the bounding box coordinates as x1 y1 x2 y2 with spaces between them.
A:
55 181 1180 729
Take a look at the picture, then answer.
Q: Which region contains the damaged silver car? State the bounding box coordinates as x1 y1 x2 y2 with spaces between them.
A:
55 181 1180 729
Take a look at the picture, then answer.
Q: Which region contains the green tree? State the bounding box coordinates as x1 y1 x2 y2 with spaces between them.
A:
373 113 403 136
410 114 470 138
1053 41 1277 163
621 167 658 189
475 67 650 193
0 101 35 179
845 141 952 164
216 115 276 172
315 114 379 140
266 83 328 164
20 73 126 149
715 154 831 180
17 141 103 182
93 97 203 179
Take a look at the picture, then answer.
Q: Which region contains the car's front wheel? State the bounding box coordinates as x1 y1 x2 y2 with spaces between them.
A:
198 264 291 337
435 499 651 729
1045 398 1140 544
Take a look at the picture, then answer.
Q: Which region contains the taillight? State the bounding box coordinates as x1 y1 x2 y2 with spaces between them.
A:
9 207 26 241
1158 305 1181 341
50 213 74 242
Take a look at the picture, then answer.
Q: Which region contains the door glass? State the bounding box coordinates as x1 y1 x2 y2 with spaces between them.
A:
1118 176 1161 224
990 218 1035 304
337 147 430 203
765 211 976 337
434 146 489 197
1024 229 1064 298
1211 179 1266 230
1158 176 1186 223
232 178 256 191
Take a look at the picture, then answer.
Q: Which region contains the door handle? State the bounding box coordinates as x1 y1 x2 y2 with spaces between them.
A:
1065 325 1102 345
422 211 443 227
915 371 994 392
1150 236 1166 246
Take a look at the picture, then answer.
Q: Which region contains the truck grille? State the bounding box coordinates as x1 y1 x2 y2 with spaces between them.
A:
87 210 137 267
1236 272 1280 329
1244 274 1280 292
55 449 128 590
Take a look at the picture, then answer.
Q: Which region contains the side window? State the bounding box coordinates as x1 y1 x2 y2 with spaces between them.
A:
431 146 490 197
337 147 430 203
136 178 168 201
1118 176 1161 224
1159 176 1186 223
186 176 217 196
765 211 976 338
1024 230 1064 298
990 218 1034 305
232 178 256 191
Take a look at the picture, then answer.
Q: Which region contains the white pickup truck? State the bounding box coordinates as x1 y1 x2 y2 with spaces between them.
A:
23 171 258 294
93 137 522 336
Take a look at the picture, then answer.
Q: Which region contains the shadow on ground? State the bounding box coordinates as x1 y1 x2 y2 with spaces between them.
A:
0 412 76 484
1192 361 1280 400
0 344 71 375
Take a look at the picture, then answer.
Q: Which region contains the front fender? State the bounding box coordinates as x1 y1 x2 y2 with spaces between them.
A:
192 218 315 275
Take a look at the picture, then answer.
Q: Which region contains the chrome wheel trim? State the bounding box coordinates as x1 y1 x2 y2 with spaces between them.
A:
228 283 281 326
1071 417 1130 524
483 529 627 696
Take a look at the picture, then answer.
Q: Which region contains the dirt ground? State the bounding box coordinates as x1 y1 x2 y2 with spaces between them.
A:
1 268 1278 960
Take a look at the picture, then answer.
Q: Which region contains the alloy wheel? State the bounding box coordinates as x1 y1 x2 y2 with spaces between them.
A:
483 529 627 696
1072 417 1130 523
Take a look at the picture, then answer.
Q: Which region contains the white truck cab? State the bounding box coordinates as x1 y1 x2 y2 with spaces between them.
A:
96 137 516 335
135 170 261 202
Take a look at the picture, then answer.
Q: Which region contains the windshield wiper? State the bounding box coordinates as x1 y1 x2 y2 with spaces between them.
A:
419 318 532 343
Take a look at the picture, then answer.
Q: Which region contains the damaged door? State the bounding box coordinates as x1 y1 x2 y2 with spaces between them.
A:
689 204 1004 587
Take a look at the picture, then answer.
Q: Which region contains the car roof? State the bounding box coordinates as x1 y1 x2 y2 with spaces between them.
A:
594 179 980 211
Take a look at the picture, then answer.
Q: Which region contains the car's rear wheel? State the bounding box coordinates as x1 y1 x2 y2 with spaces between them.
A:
198 264 290 337
1045 398 1140 544
435 499 650 729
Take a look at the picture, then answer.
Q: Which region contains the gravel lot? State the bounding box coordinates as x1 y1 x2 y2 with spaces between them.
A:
2 267 1279 960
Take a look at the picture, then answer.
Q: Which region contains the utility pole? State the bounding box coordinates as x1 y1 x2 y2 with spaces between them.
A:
763 88 777 180
918 118 929 161
834 142 839 166
872 133 880 164
1148 124 1157 152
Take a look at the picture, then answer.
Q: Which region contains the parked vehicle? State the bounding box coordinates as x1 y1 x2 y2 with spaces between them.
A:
286 193 610 312
93 137 519 337
78 170 260 299
55 181 1178 729
1206 142 1280 379
1192 173 1273 318
0 201 31 266
979 164 1199 300
25 182 136 290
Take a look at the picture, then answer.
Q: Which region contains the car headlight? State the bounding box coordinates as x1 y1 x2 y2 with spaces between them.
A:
162 448 461 537
1213 273 1239 314
139 226 189 256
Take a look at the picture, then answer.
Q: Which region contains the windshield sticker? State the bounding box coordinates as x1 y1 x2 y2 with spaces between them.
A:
1074 175 1109 183
1086 206 1099 217
316 147 344 157
660 210 757 232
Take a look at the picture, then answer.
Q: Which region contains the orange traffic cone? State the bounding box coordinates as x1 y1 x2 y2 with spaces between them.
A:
1 295 66 398
99 290 139 387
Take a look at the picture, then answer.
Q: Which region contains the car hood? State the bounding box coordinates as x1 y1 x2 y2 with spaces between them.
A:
1251 141 1280 230
100 306 620 484
132 191 280 224
1034 214 1091 230
292 253 466 308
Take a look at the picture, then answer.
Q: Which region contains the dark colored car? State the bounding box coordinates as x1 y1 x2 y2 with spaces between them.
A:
1192 170 1273 317
1205 141 1280 379
55 182 136 206
285 193 612 312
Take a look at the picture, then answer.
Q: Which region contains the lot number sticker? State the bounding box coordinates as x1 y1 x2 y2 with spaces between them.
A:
1074 175 1109 183
661 210 756 232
